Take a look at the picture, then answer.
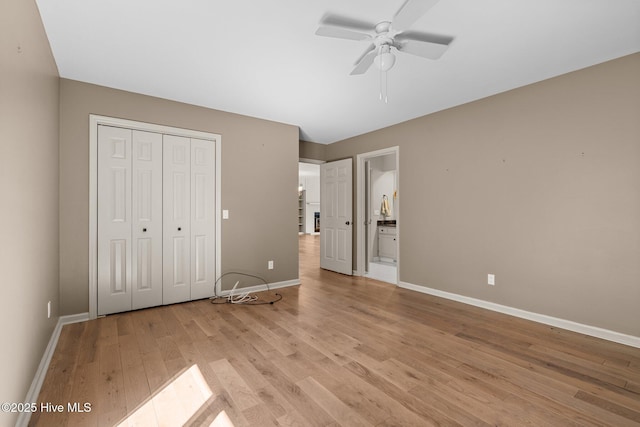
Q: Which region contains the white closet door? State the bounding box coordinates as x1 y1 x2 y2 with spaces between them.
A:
131 130 163 310
163 135 191 304
190 138 216 300
97 125 133 315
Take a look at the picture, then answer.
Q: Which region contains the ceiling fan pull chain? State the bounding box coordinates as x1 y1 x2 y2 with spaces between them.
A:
379 46 383 101
379 67 389 104
384 70 389 104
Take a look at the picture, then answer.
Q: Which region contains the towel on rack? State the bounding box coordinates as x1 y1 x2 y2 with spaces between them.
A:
381 195 391 217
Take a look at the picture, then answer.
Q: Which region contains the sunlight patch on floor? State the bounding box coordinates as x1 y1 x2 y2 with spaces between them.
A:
116 364 217 426
209 410 235 427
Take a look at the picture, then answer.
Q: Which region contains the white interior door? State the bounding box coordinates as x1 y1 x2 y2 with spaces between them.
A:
97 125 133 315
131 130 163 310
163 135 191 304
320 158 353 275
190 138 216 300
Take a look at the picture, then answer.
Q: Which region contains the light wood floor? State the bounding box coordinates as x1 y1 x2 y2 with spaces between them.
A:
33 235 640 426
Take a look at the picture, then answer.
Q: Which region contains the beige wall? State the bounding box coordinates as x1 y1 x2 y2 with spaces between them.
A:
326 53 640 337
59 80 300 315
0 0 60 424
299 140 326 162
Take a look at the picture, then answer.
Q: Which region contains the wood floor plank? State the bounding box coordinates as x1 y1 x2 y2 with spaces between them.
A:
97 342 127 427
456 330 640 408
140 350 169 395
229 335 338 427
344 360 462 426
117 333 150 416
66 361 99 427
30 322 84 427
575 390 640 424
210 359 261 412
33 235 640 426
241 403 280 427
286 345 415 425
457 360 608 427
77 319 100 365
296 376 373 427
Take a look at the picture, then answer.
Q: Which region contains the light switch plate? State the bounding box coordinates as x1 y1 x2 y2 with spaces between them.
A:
223 210 229 219
488 274 495 286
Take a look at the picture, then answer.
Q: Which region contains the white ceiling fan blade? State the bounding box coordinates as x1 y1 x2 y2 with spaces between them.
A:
394 31 453 59
393 0 439 31
315 26 371 41
354 43 376 65
350 45 377 75
315 14 375 41
321 14 376 33
395 39 450 60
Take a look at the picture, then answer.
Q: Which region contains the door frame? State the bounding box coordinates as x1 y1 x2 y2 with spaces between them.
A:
88 115 222 319
356 146 399 281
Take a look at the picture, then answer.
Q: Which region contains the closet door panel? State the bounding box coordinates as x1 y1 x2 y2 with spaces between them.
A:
163 135 191 304
190 139 216 300
97 125 133 315
132 130 163 310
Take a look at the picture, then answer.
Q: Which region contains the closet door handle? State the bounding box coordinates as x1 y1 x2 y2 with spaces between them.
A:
142 228 147 232
345 221 350 225
178 227 182 231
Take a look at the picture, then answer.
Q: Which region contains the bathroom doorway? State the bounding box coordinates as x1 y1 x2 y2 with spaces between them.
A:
356 147 399 284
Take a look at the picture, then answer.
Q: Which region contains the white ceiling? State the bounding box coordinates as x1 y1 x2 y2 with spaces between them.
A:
36 0 640 144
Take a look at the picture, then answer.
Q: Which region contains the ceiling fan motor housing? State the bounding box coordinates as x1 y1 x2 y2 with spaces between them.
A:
375 21 392 34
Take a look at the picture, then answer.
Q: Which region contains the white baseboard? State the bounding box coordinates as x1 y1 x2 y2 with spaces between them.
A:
16 313 90 427
398 281 640 349
218 279 300 297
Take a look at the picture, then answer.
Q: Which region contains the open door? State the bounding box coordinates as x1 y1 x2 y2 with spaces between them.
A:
320 159 353 275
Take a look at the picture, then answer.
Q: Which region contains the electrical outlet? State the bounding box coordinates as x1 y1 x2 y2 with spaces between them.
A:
47 301 51 319
268 260 274 270
487 274 495 286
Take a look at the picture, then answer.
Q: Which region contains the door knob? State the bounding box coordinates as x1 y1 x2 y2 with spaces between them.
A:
345 221 350 225
142 228 147 232
178 227 182 231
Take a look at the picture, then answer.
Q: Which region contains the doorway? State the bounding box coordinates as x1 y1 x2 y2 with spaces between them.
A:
298 162 321 235
357 147 399 284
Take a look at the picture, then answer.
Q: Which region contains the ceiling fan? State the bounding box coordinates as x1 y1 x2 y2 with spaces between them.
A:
315 0 454 76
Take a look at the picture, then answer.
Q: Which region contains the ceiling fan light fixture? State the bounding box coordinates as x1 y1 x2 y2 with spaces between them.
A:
374 45 396 72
